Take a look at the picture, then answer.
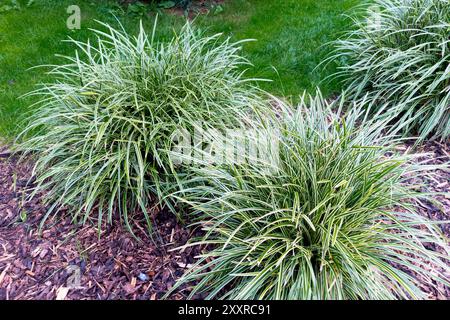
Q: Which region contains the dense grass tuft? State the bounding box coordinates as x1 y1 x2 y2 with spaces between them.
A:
16 20 264 235
331 0 450 141
169 93 449 299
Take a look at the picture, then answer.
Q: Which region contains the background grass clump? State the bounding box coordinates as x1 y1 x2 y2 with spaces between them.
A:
332 0 450 141
169 93 449 299
16 20 264 235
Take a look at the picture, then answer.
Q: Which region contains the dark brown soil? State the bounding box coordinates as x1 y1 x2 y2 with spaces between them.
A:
0 145 204 300
166 0 226 19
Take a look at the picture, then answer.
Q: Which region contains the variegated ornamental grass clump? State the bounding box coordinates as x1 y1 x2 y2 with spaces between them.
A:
169 93 450 299
331 0 450 141
16 20 265 235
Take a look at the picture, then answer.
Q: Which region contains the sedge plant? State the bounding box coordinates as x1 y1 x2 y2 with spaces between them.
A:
16 19 265 235
330 0 450 141
168 92 449 299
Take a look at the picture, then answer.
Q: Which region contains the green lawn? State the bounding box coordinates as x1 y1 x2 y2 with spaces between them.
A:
0 0 360 139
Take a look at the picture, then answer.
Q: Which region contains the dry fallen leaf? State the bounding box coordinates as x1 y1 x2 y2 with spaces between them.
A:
56 287 69 300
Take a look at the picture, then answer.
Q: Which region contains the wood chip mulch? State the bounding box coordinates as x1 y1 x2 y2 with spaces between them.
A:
398 139 450 299
0 140 449 300
0 146 204 300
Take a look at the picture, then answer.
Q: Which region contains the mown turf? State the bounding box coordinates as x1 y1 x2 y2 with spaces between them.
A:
0 0 360 139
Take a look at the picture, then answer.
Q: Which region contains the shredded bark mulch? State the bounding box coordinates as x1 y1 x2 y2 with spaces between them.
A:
412 140 450 232
0 146 204 300
398 139 450 299
0 141 449 300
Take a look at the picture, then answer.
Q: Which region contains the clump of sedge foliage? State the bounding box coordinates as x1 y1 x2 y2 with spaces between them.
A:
331 0 450 141
17 19 263 235
169 93 449 299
